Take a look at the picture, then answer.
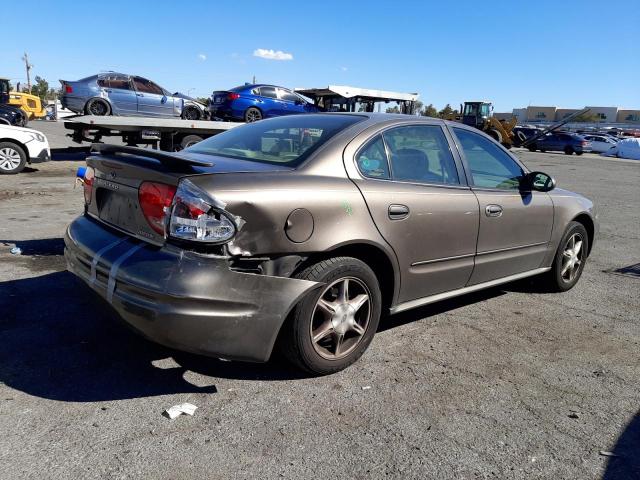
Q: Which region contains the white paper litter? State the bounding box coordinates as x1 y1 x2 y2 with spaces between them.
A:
163 403 198 419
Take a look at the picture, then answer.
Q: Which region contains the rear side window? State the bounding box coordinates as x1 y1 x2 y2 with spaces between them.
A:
384 125 460 185
356 136 390 179
187 114 365 166
97 75 132 90
453 128 524 189
259 86 277 98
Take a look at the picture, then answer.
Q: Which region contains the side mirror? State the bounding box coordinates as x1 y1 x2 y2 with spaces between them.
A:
294 99 304 105
526 171 556 192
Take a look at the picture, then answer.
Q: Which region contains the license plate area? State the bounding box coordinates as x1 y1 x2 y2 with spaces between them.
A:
96 186 140 233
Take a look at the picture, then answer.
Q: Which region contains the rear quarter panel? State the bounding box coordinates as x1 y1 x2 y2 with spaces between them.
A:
186 171 395 258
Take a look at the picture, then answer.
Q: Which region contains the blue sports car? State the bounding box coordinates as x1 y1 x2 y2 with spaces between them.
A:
60 72 208 119
209 84 319 122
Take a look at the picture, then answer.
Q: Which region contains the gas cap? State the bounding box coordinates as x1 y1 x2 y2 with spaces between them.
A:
285 208 314 243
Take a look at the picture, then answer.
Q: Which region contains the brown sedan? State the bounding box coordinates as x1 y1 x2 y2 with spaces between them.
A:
64 114 597 374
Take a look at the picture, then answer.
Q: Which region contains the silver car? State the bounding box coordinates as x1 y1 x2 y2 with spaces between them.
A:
60 72 207 120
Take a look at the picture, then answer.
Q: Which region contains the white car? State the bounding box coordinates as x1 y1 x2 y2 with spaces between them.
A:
0 124 51 174
583 134 617 153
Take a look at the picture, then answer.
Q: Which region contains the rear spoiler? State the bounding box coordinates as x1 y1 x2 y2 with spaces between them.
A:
90 144 214 168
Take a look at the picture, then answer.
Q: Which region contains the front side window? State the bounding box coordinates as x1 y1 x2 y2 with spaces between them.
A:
186 114 365 166
133 77 164 95
279 89 299 102
453 128 524 190
356 135 390 179
383 125 460 185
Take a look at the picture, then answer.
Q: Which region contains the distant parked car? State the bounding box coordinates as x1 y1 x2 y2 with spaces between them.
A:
0 104 28 127
582 134 617 153
60 72 208 119
0 124 50 174
512 126 543 146
209 84 319 122
529 132 592 155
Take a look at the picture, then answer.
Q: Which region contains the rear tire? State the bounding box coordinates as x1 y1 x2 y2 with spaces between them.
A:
244 107 262 123
85 98 111 116
528 146 536 152
576 151 583 156
539 221 589 292
564 146 574 155
179 134 204 150
0 142 27 174
279 257 382 375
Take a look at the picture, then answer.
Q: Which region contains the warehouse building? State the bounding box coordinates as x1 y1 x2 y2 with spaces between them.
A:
508 105 640 124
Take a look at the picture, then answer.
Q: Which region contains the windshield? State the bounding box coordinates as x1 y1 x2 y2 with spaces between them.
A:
0 80 9 94
186 114 365 166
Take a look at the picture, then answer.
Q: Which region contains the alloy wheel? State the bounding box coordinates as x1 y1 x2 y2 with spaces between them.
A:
310 277 371 360
90 101 107 116
561 233 584 282
246 109 261 122
0 147 22 171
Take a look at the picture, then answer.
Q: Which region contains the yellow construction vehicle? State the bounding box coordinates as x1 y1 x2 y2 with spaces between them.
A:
8 91 47 120
444 101 517 148
0 77 47 120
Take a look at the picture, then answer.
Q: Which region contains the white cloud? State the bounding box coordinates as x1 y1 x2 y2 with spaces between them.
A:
340 66 348 71
197 53 207 61
253 48 293 61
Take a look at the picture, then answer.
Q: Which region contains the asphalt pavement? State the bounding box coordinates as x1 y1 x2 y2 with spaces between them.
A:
0 121 638 479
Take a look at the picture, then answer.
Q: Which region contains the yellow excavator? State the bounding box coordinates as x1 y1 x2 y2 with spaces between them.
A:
0 77 47 120
443 101 517 148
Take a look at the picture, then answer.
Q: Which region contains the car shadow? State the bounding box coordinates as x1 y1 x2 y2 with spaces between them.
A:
1 237 65 256
602 410 640 480
0 242 555 403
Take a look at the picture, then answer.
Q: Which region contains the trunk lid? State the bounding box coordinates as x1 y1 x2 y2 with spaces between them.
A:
86 146 292 245
211 91 233 105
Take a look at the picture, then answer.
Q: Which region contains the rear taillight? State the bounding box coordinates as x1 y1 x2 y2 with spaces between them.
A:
582 141 588 146
138 182 177 235
227 93 240 101
65 85 73 94
83 167 94 205
169 179 237 244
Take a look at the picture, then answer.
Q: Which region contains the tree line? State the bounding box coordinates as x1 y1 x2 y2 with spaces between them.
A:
386 101 459 118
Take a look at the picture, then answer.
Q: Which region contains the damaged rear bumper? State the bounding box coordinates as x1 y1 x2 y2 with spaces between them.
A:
64 215 321 362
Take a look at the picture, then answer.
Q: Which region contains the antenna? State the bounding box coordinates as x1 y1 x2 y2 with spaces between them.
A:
21 52 33 93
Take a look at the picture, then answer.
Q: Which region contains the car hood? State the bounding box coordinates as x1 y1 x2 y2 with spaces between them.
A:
182 152 295 175
173 92 205 105
0 124 44 136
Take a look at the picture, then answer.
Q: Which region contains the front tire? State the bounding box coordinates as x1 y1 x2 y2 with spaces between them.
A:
181 106 201 120
540 221 589 292
280 257 382 375
0 142 27 174
244 107 262 123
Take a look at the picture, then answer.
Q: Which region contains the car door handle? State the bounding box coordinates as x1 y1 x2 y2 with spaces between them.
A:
485 204 503 217
388 204 410 220
136 93 144 97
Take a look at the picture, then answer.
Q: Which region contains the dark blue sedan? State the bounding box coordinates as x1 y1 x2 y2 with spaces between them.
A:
209 84 319 122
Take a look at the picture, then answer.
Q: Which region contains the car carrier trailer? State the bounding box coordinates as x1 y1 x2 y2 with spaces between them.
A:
64 115 241 151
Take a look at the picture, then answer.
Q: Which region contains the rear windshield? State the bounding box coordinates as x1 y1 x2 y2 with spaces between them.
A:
186 114 365 166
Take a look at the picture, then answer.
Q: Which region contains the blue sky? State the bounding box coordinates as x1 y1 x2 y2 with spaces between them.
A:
3 0 639 111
